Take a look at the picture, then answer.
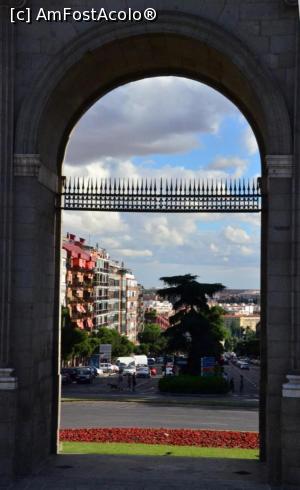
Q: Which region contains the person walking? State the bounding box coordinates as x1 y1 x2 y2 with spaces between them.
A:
239 375 244 393
132 373 137 392
230 377 235 393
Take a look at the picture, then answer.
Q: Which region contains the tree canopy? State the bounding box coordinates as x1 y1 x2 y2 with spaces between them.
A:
158 274 226 374
137 323 167 356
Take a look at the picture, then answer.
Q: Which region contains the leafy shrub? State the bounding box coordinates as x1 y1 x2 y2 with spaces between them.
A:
158 374 230 394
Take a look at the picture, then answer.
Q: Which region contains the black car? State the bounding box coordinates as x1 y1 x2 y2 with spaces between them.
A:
88 366 98 378
61 367 78 382
75 367 94 384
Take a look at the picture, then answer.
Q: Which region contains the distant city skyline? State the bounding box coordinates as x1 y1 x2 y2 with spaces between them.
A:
63 76 261 289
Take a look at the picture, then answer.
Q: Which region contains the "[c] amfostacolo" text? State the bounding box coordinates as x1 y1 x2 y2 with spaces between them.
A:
10 7 157 23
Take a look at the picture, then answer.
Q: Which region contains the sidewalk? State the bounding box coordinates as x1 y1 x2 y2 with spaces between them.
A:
6 454 270 489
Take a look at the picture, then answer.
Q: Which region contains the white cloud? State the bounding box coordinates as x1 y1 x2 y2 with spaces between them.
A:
64 76 238 164
62 210 127 235
223 226 251 244
239 245 254 256
114 248 153 257
210 243 219 253
243 126 259 156
206 156 248 178
143 216 197 247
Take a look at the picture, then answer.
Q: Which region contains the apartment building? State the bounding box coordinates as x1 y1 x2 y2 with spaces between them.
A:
61 234 143 341
63 234 95 331
93 248 109 329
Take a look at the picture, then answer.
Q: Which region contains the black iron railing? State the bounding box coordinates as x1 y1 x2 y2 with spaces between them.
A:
60 177 261 213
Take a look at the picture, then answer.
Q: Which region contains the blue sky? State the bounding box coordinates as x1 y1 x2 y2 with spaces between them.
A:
63 76 261 289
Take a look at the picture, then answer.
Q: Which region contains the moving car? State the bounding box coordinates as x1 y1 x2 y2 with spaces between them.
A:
136 366 151 378
239 362 250 370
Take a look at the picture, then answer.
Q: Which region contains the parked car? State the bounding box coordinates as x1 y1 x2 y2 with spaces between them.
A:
117 362 127 374
110 364 119 373
156 357 164 364
164 367 174 376
61 371 72 384
150 367 157 376
136 366 151 378
88 366 103 377
100 363 114 373
147 358 156 366
122 365 136 376
76 367 94 384
61 367 78 382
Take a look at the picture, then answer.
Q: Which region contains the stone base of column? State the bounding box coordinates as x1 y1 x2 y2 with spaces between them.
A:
282 373 300 398
0 368 17 390
281 373 300 488
0 368 17 476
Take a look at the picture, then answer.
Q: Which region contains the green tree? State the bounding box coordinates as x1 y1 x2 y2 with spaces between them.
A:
94 327 135 358
157 274 226 375
138 323 167 355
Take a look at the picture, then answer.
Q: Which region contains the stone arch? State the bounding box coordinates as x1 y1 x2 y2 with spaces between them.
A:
10 9 296 485
15 11 292 174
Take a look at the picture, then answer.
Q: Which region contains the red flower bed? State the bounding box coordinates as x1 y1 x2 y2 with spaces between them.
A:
60 428 258 449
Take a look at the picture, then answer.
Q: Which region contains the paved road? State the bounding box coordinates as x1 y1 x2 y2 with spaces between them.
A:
62 362 260 399
224 362 260 398
60 400 258 431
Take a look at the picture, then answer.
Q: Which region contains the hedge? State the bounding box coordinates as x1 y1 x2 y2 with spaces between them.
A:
158 374 230 394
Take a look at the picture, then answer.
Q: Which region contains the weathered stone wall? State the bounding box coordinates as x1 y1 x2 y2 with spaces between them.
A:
0 0 299 486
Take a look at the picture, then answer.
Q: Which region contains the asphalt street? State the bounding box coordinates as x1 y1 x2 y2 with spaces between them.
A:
60 400 258 431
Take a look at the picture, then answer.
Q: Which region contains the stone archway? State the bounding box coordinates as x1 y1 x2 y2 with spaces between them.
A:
1 7 298 487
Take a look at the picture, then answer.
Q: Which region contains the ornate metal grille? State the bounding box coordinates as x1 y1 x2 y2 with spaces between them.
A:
60 177 261 213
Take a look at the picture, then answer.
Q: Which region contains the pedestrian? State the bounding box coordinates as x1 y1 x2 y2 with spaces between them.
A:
240 374 244 393
229 377 235 393
132 373 137 392
127 373 132 390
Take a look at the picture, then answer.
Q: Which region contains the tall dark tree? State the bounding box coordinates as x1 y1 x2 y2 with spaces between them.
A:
158 274 226 374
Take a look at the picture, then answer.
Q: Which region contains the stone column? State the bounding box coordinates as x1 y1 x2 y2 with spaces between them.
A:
11 154 61 476
0 0 26 476
264 155 293 485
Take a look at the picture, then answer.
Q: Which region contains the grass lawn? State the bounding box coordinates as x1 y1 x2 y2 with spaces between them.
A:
61 441 258 459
